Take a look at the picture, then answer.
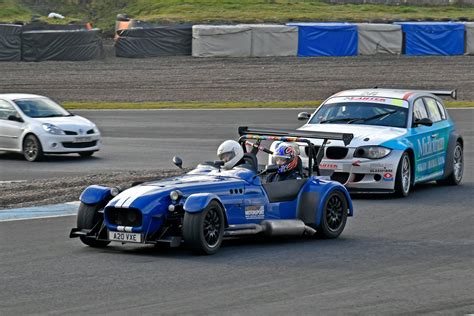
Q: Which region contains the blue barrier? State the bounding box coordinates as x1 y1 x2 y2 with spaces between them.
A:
287 22 357 57
395 22 465 56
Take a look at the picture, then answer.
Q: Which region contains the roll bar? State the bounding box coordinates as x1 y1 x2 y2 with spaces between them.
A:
238 126 354 176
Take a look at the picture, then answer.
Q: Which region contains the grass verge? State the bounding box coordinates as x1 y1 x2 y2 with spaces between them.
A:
4 0 474 34
64 100 474 110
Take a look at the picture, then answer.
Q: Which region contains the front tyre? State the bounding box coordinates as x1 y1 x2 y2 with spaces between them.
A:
316 190 348 239
182 201 225 255
77 203 110 248
437 142 463 186
394 152 412 197
23 134 44 162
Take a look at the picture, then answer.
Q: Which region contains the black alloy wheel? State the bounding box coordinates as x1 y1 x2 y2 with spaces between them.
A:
183 201 225 255
317 190 348 239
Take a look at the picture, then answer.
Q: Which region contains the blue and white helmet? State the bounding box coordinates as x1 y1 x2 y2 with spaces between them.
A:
273 142 299 174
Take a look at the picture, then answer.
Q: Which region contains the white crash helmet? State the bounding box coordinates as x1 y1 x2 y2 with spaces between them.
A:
217 140 244 170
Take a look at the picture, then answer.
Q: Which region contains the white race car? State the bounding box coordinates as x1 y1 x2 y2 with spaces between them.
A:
270 88 463 196
0 94 101 161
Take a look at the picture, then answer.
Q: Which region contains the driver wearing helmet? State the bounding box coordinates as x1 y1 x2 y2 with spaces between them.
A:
267 142 303 182
217 140 245 170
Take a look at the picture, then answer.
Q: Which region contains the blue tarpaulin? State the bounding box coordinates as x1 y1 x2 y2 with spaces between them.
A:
287 23 357 57
395 22 465 56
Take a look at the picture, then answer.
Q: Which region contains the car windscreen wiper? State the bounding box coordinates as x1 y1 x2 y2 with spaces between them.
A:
347 110 398 124
40 114 65 117
320 117 364 124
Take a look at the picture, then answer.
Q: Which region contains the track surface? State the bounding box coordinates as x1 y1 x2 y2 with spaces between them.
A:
0 109 473 314
0 109 471 181
0 55 473 102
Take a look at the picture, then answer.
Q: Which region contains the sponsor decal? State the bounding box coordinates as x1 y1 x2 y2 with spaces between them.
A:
382 172 394 181
245 205 264 220
369 163 393 173
361 91 379 96
416 156 445 173
391 99 405 107
346 97 387 102
320 163 340 170
417 136 445 158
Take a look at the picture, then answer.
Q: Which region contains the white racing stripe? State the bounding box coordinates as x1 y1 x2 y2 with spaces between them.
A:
112 185 156 208
113 185 158 208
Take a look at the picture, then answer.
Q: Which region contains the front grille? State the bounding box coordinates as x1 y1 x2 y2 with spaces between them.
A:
86 129 94 134
62 141 97 148
64 130 78 135
331 172 350 184
326 147 349 159
304 146 321 158
106 207 142 227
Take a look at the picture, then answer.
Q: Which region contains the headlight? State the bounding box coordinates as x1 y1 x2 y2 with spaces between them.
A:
354 146 392 159
110 187 121 197
42 123 65 135
170 190 182 201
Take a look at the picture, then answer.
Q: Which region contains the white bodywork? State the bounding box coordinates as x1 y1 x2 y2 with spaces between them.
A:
270 89 418 192
0 94 101 155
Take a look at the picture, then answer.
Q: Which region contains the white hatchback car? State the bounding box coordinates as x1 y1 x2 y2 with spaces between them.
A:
0 94 101 161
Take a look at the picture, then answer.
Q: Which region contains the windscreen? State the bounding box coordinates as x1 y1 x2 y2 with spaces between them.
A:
14 98 71 118
309 97 408 128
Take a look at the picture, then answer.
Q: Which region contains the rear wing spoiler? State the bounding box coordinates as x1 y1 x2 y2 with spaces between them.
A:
373 87 457 100
238 126 354 177
238 126 353 146
422 89 457 100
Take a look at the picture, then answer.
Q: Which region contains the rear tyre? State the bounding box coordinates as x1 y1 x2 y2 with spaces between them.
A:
23 134 44 162
77 202 110 248
394 152 412 197
316 190 348 239
182 201 224 255
437 142 463 186
79 151 94 158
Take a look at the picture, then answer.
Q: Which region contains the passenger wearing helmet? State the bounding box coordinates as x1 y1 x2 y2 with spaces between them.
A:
217 140 245 170
267 142 303 182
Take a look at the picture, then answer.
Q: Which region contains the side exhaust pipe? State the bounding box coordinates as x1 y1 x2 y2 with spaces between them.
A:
262 219 316 236
224 220 316 237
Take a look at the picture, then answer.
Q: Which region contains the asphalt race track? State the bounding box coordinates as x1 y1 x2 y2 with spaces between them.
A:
0 109 473 314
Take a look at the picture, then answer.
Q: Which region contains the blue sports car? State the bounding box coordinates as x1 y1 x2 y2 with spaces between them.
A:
70 127 355 255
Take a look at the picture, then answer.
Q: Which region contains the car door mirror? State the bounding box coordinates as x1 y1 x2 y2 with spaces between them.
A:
7 114 23 123
414 117 433 127
297 112 311 121
172 156 183 169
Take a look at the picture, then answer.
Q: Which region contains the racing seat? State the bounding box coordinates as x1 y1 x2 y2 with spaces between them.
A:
262 179 308 203
238 153 258 172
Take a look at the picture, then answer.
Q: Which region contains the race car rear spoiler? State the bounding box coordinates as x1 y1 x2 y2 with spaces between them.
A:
238 126 354 146
425 89 457 100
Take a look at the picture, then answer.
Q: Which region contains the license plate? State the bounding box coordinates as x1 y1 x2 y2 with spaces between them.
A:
74 136 92 143
108 231 142 243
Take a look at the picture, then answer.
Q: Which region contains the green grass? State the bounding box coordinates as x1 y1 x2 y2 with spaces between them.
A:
0 0 31 21
63 100 474 110
124 0 474 24
2 0 473 33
